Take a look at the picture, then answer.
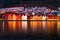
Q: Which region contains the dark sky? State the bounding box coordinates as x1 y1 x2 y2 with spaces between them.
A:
0 0 60 9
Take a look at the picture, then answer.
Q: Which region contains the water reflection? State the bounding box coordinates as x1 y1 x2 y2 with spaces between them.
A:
3 21 4 32
22 15 27 32
30 16 37 33
0 20 57 36
0 14 58 37
42 16 47 34
57 21 60 35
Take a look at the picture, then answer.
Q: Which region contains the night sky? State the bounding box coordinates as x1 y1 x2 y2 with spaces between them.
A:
0 0 60 9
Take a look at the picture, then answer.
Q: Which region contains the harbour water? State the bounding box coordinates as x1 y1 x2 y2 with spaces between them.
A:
0 14 58 39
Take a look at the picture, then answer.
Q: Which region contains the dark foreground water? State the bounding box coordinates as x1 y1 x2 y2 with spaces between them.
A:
0 20 58 40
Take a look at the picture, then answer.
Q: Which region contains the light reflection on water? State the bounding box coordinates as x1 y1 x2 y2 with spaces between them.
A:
0 20 58 36
22 15 27 32
57 21 60 35
0 14 58 37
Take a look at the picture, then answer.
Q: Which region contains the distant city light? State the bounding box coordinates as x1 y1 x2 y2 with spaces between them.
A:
58 7 60 10
32 12 35 15
0 7 60 16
